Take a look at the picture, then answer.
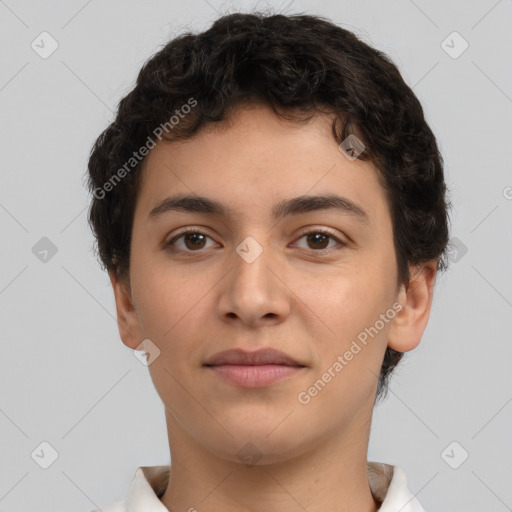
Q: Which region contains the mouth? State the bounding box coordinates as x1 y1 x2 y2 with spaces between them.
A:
204 348 306 388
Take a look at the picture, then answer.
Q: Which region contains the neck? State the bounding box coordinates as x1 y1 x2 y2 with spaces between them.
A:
160 410 380 512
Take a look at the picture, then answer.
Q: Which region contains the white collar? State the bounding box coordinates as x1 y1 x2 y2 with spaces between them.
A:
99 461 426 512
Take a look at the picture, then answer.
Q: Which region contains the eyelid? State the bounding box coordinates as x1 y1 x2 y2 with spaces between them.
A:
291 226 347 251
293 225 344 240
165 226 219 249
164 226 348 253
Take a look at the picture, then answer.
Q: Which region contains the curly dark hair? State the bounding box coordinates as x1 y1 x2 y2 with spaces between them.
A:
86 11 450 403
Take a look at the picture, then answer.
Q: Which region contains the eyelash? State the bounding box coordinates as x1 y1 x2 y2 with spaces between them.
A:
164 227 347 255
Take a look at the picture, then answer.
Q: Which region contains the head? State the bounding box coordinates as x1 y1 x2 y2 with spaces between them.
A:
87 12 450 462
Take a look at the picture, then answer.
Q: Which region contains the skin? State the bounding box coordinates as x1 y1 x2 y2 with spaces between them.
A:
110 102 437 512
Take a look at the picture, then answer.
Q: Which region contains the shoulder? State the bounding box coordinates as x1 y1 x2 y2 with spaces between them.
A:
368 461 427 512
86 465 170 512
88 500 125 512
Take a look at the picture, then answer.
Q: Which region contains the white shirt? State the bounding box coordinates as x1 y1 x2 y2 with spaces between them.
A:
90 461 426 512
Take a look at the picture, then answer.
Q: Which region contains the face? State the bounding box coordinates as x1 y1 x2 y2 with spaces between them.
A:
110 102 433 465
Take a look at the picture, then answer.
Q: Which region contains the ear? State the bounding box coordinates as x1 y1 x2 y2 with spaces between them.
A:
109 269 144 350
387 261 438 352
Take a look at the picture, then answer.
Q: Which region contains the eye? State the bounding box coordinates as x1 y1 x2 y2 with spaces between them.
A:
165 229 218 252
164 228 347 254
292 229 346 252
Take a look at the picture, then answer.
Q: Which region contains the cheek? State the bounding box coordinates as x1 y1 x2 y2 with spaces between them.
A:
294 274 392 419
135 271 210 412
132 260 207 336
293 262 390 332
290 259 395 388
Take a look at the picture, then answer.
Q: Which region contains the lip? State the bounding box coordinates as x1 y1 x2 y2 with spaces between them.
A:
204 348 306 388
204 348 304 367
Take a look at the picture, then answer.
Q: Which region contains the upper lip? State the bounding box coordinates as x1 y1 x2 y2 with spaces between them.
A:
204 348 305 367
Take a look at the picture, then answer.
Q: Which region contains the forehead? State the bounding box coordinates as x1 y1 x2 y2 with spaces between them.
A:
134 103 389 225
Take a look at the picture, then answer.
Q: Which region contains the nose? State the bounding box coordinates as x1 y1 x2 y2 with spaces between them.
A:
216 237 291 328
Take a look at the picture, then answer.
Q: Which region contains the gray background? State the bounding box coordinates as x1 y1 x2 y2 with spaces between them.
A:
1 0 511 510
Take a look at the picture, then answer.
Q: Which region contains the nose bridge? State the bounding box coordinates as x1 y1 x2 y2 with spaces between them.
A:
232 233 276 295
217 232 290 324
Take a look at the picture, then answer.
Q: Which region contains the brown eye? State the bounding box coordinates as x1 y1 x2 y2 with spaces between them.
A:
293 229 346 252
306 232 330 250
166 230 216 252
182 232 207 250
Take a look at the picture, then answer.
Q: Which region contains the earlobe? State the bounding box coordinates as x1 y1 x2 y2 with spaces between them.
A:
108 269 144 350
386 262 437 353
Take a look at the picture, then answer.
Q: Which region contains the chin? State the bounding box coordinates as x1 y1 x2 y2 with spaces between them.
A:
203 428 314 466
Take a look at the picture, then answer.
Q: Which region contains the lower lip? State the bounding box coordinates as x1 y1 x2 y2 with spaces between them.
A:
206 364 303 387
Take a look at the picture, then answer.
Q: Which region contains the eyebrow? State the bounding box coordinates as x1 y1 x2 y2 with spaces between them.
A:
148 193 369 224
